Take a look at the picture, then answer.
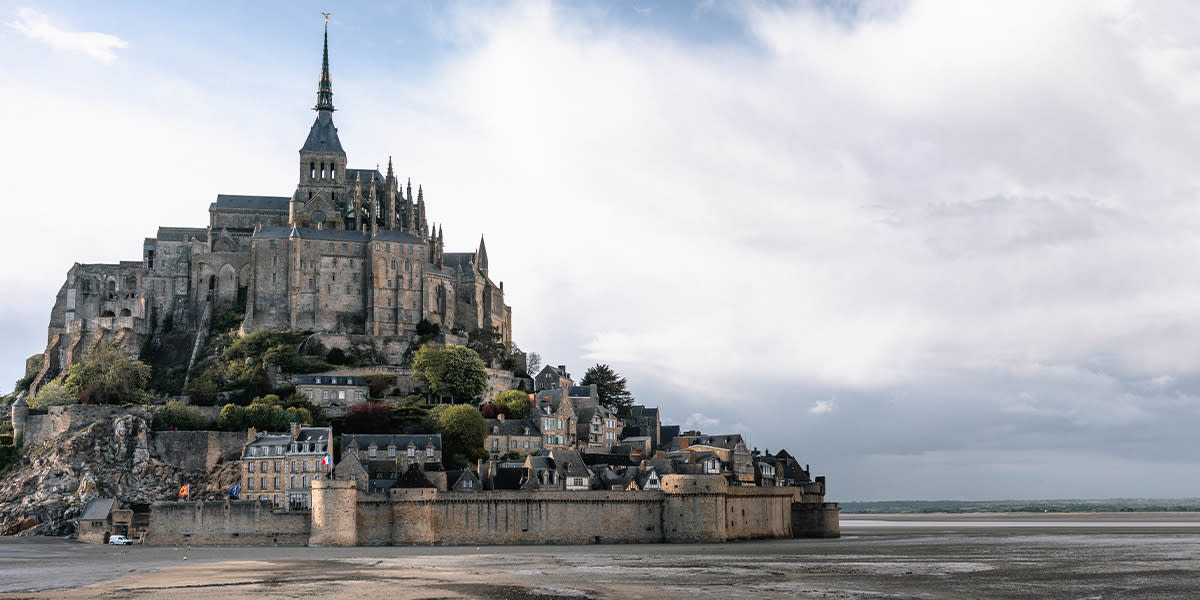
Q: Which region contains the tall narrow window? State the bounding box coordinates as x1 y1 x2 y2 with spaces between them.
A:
310 162 316 179
320 162 326 179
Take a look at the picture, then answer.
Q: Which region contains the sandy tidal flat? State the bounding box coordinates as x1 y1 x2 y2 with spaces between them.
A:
1 512 1199 599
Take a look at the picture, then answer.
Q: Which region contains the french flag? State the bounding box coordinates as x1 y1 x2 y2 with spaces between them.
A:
322 454 332 466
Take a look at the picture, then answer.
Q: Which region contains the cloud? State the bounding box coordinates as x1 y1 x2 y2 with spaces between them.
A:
7 8 128 63
9 1 1200 499
809 400 835 415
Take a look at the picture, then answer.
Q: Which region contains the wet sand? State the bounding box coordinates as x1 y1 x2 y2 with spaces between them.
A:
2 512 1198 599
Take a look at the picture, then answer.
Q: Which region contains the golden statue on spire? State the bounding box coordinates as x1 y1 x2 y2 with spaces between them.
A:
322 12 330 25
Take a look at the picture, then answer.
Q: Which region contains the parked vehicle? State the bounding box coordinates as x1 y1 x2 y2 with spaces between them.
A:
108 535 133 545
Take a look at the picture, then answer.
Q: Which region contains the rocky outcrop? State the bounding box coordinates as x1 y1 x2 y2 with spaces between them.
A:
0 414 240 536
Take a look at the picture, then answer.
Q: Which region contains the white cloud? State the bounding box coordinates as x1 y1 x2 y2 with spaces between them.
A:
809 400 835 415
682 412 720 431
7 8 128 63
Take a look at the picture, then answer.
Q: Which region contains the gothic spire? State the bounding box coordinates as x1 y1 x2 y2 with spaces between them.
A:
315 15 335 113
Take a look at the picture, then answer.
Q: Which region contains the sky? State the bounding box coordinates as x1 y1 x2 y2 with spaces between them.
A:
4 0 1200 501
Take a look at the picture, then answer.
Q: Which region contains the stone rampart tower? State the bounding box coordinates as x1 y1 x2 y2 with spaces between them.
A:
309 479 357 546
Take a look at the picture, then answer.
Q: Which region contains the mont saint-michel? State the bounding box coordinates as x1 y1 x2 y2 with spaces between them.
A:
0 22 838 546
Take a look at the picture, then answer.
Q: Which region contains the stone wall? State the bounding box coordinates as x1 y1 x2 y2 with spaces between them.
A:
151 431 246 474
387 489 665 545
146 499 310 545
22 405 150 447
315 365 523 403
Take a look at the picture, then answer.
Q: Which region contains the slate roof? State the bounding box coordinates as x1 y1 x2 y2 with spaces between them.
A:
155 227 208 242
550 449 592 478
295 426 332 445
301 115 345 153
79 498 115 521
345 168 383 182
374 230 425 244
486 418 541 437
210 195 291 212
677 434 744 451
294 375 367 387
490 466 526 490
345 433 442 453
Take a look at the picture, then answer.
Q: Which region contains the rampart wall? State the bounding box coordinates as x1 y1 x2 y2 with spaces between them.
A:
149 475 839 546
146 500 310 545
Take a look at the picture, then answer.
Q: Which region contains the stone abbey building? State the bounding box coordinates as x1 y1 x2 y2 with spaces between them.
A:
29 24 512 394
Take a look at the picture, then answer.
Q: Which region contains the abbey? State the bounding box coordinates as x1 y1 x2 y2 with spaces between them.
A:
28 24 511 395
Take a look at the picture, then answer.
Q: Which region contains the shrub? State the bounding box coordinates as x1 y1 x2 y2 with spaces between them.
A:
153 400 210 431
366 374 396 398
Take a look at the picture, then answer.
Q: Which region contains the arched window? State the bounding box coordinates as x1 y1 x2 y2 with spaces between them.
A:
107 280 116 294
320 162 326 179
310 162 316 179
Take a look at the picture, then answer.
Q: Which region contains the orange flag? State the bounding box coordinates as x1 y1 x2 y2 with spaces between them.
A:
178 484 189 498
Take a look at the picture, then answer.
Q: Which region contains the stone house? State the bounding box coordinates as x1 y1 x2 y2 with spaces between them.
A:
343 433 442 491
521 449 593 490
484 414 542 459
674 434 755 484
77 498 133 544
574 403 621 450
623 405 661 449
533 364 572 392
534 385 613 450
292 374 368 418
239 424 334 510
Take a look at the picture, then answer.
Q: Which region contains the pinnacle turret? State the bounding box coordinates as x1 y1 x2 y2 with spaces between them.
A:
315 17 335 113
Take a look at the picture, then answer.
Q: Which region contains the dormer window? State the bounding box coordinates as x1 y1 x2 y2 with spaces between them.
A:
426 445 434 458
387 445 396 458
368 444 377 458
407 445 415 458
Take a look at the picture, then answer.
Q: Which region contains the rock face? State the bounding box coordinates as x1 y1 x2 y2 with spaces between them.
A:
0 414 239 536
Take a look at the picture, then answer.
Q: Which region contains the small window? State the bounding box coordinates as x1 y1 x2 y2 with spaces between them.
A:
407 446 415 458
248 462 255 473
426 446 434 457
342 243 348 251
269 239 277 249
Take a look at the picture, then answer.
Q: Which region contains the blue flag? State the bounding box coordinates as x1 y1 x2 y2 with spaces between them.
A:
229 483 241 497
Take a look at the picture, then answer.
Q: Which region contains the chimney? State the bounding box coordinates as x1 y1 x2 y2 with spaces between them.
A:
246 427 257 443
290 422 301 439
497 412 505 422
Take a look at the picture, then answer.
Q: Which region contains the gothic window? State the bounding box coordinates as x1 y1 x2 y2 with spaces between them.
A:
310 162 316 179
391 259 395 270
320 162 326 179
272 256 277 266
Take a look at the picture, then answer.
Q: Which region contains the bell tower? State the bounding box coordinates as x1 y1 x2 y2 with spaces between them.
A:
293 15 348 228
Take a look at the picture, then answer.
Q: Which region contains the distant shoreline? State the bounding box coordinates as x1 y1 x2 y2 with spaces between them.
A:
838 498 1200 514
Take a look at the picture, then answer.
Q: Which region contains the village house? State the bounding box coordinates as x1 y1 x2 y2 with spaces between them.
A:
484 413 542 459
533 364 572 391
292 374 369 418
239 424 334 510
342 433 442 492
77 498 135 544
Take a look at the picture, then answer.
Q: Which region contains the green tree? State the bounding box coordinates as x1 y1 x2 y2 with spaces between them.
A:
63 342 152 405
28 381 76 410
434 403 488 468
153 400 210 431
466 326 505 367
579 363 635 416
217 403 247 431
495 389 530 419
412 344 488 403
390 397 432 434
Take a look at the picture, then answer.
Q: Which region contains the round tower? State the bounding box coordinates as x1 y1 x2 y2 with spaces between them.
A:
309 479 357 546
10 393 28 442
